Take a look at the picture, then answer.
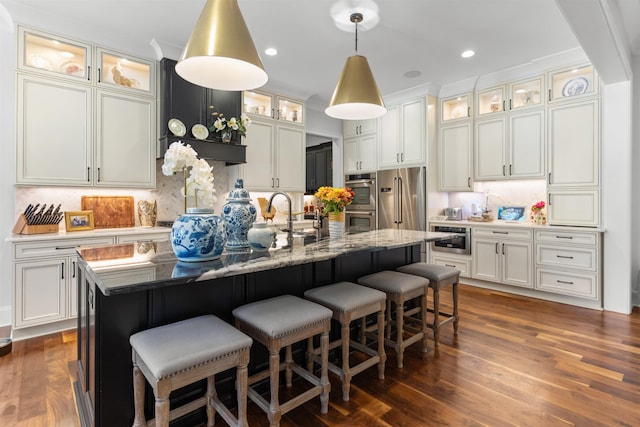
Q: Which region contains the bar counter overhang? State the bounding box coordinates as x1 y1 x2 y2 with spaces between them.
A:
74 229 452 426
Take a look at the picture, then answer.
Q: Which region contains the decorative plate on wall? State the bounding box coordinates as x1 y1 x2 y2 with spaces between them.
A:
191 124 209 140
168 118 186 137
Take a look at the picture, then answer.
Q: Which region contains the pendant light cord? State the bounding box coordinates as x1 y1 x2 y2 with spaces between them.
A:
351 12 363 55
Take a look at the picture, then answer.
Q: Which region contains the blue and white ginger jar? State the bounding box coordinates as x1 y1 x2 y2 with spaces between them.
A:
248 222 276 251
171 208 226 262
222 179 257 251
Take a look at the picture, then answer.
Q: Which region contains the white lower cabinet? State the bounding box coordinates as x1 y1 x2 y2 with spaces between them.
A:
12 236 115 328
472 227 533 288
534 229 600 300
11 230 170 331
429 253 472 278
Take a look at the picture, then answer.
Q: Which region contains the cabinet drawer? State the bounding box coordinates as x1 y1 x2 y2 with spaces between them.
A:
536 245 597 271
430 254 471 278
472 227 532 240
536 269 598 299
14 237 116 259
535 230 597 246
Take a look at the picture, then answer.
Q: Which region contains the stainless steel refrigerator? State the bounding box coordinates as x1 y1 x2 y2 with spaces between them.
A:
377 166 426 231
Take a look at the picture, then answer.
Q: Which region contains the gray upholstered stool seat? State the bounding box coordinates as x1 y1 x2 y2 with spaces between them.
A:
233 295 332 427
357 270 430 368
397 263 460 348
304 281 387 401
130 315 252 427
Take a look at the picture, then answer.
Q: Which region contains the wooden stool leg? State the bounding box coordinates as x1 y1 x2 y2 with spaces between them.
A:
421 292 429 353
206 376 215 427
395 299 405 369
268 350 281 427
377 308 386 379
132 361 147 427
341 322 351 401
320 330 330 414
432 285 441 347
360 317 366 345
285 345 293 387
453 281 459 334
155 394 170 427
306 337 314 372
237 361 249 427
385 299 392 339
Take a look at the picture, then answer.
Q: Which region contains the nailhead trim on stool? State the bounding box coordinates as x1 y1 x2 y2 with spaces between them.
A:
233 295 332 427
129 315 252 427
357 270 430 368
304 281 387 401
397 263 460 348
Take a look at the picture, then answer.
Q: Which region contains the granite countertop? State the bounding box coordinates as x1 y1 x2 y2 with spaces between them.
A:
5 226 171 242
78 229 454 296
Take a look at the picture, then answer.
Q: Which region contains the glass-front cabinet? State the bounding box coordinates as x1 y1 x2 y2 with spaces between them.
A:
440 94 471 123
476 86 506 117
96 48 154 95
548 64 598 103
509 76 544 110
243 90 304 125
19 27 91 81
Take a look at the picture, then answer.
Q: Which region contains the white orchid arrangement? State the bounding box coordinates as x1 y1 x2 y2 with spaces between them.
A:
210 114 251 137
162 141 217 208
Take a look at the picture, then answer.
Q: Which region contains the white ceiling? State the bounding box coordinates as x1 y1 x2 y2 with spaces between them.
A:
1 0 637 111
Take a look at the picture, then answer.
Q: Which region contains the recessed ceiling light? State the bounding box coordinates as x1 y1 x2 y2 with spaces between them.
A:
404 70 421 78
265 48 278 56
461 50 475 58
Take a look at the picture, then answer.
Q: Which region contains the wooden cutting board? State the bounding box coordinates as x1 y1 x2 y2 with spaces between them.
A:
81 196 135 228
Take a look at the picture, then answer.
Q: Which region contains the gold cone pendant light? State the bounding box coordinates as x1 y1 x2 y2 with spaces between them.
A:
326 13 386 120
176 0 268 91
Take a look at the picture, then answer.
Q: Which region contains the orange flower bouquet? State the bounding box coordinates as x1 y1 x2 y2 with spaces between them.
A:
314 186 355 216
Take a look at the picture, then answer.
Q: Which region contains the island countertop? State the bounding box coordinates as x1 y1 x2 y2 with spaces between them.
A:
78 229 454 296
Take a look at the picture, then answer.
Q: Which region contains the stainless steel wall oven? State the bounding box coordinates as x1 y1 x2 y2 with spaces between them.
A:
430 225 471 255
345 173 376 233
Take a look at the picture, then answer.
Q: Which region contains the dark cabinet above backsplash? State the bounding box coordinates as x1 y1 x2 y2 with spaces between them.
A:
159 58 245 164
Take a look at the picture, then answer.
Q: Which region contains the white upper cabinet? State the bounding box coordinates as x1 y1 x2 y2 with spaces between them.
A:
19 27 92 82
343 118 377 138
378 98 426 169
476 85 506 118
509 75 544 111
547 99 599 187
474 110 545 181
547 63 598 103
243 90 304 125
16 26 157 188
439 122 472 191
440 94 471 124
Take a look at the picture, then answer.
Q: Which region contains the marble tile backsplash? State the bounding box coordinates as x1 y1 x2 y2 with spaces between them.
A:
15 159 303 230
446 180 547 219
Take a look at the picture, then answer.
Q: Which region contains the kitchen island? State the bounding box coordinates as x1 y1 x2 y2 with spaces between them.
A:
74 229 452 427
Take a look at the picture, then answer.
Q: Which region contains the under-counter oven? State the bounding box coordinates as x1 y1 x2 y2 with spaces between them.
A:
345 210 376 233
430 225 471 255
345 173 376 211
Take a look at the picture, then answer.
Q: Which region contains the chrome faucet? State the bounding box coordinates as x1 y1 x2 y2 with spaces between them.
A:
267 191 293 248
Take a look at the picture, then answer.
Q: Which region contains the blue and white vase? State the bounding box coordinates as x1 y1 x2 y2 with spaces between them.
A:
222 179 257 251
248 222 276 251
171 208 226 262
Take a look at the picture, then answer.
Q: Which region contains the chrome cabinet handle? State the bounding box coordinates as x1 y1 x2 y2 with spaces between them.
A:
401 153 404 162
72 261 76 278
556 255 574 259
548 172 552 185
509 99 512 110
397 153 400 163
502 243 505 255
467 177 471 188
87 167 91 182
557 280 574 285
97 68 101 83
445 264 456 268
495 242 498 254
548 89 552 102
467 107 471 117
502 100 506 111
492 231 508 234
502 165 506 176
87 65 91 81
61 262 65 280
272 177 274 188
509 164 512 176
556 235 573 239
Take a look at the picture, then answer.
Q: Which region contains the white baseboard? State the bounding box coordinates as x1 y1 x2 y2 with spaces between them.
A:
11 318 76 341
0 305 11 327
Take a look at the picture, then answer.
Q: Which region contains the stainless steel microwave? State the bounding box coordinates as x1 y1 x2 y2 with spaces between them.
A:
345 173 376 211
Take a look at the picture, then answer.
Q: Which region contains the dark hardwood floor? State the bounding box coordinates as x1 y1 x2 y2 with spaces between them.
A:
1 284 639 426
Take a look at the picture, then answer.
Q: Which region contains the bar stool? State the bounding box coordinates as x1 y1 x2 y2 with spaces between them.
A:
129 315 252 427
357 270 430 368
304 281 387 401
397 263 460 348
232 295 332 427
